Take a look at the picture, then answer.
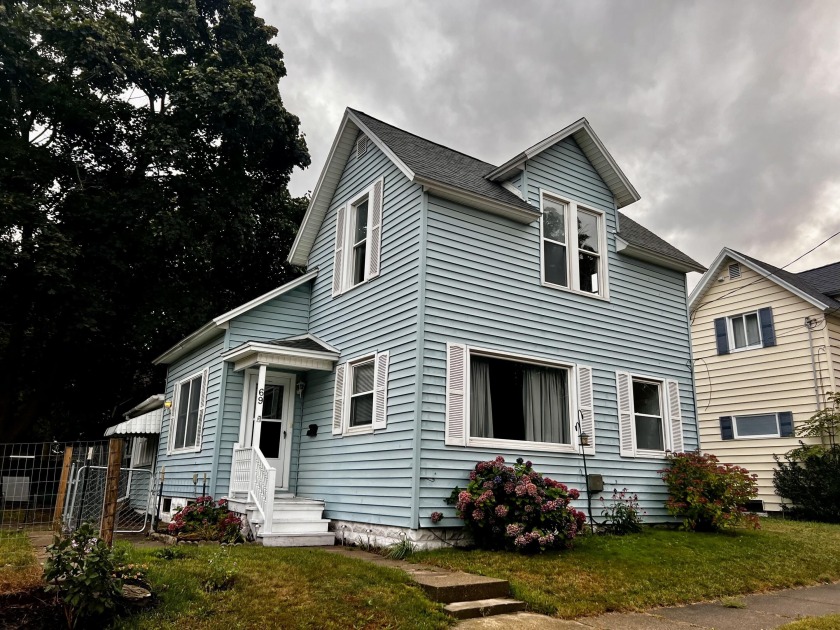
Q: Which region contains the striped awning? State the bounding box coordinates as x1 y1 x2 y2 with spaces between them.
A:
104 407 163 436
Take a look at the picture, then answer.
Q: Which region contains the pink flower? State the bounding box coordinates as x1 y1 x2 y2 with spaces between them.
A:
495 505 509 518
430 511 443 524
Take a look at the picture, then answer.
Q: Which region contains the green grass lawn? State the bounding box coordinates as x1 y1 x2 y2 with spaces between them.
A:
780 615 840 629
413 519 840 618
114 544 451 630
0 532 41 593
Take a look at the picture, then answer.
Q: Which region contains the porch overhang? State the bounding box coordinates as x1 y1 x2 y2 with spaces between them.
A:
104 408 163 437
222 341 339 372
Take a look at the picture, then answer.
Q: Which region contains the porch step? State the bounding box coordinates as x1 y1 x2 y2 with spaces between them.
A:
257 532 335 547
269 518 331 534
444 598 527 620
413 572 511 604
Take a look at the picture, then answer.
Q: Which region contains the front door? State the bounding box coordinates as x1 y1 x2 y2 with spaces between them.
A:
243 372 295 489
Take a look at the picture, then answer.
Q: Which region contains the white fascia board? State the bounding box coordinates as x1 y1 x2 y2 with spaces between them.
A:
615 236 706 274
346 110 415 182
153 269 319 365
124 394 165 418
486 118 641 209
688 248 829 312
417 177 540 224
221 341 340 364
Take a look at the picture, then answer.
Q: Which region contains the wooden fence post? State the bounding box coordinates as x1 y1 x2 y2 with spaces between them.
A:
52 446 74 533
101 438 124 547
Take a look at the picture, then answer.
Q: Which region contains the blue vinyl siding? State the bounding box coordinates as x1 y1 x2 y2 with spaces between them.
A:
156 334 226 492
297 140 423 527
417 136 696 526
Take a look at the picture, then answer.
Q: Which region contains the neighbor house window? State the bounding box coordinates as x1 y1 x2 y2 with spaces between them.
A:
468 351 572 447
632 378 665 453
540 192 606 297
333 179 384 296
728 311 761 350
734 413 780 439
349 357 375 429
170 370 206 452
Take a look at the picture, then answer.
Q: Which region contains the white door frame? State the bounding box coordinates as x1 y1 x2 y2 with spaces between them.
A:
238 368 296 490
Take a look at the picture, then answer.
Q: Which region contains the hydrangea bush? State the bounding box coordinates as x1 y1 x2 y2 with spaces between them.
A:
660 451 760 532
167 496 243 543
449 456 586 553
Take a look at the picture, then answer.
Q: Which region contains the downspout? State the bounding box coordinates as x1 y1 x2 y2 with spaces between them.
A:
410 190 429 531
806 317 822 410
208 331 231 499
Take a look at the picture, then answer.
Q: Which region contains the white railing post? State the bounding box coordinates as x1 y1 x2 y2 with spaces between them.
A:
263 467 276 534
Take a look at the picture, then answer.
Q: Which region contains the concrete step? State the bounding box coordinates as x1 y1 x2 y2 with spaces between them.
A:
412 571 511 604
258 532 335 547
444 598 527 620
269 519 331 534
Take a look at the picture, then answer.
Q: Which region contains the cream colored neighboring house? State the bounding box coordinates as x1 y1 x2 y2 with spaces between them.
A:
689 248 840 511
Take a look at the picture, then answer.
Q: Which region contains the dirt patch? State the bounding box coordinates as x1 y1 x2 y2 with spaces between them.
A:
0 587 63 629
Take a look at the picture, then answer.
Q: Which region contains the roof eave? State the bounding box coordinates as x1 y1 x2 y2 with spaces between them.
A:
153 321 226 366
416 176 540 224
615 236 706 274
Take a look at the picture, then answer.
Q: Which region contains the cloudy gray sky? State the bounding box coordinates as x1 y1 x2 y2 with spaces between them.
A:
258 0 840 282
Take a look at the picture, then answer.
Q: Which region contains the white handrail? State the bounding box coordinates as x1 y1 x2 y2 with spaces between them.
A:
230 443 276 534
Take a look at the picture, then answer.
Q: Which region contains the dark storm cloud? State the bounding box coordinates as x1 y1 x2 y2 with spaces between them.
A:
259 0 840 278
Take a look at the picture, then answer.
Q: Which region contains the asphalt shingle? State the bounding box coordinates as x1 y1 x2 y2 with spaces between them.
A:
617 212 705 271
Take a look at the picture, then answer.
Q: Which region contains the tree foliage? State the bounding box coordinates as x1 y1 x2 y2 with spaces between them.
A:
0 0 310 440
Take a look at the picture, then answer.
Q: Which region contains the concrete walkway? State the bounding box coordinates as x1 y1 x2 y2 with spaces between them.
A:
457 583 840 629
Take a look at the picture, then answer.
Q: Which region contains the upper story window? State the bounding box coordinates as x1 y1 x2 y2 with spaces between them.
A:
729 311 762 350
168 369 208 453
540 192 607 298
332 179 384 297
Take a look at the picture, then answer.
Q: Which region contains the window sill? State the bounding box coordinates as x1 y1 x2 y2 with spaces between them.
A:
733 434 782 440
630 449 668 459
466 436 578 454
334 275 378 298
168 446 201 455
343 425 373 437
728 343 763 353
541 281 609 302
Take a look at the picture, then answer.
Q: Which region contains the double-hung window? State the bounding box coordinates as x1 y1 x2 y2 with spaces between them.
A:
540 192 607 297
729 311 762 350
332 352 390 435
616 371 684 457
632 379 665 452
169 369 208 453
333 178 384 296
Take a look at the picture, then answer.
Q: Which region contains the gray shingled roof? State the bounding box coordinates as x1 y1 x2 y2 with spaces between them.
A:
733 251 840 311
797 262 840 297
351 108 701 274
267 336 336 353
350 109 537 214
617 212 705 272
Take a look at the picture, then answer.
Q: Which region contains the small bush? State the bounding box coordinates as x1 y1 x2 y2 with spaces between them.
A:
44 523 123 628
153 546 186 561
167 496 243 543
600 488 644 535
384 537 415 560
450 456 585 553
660 451 760 531
202 546 237 592
774 445 840 523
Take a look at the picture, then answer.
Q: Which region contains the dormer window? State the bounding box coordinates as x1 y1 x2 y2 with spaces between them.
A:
540 192 607 298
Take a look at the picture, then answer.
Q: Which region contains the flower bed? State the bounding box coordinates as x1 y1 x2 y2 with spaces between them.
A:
167 496 243 543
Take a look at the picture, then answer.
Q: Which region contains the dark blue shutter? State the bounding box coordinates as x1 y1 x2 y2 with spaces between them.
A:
759 307 776 347
720 416 734 440
714 318 729 355
779 411 794 437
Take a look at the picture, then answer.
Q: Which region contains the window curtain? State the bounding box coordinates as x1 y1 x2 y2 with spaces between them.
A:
470 358 494 438
523 367 568 444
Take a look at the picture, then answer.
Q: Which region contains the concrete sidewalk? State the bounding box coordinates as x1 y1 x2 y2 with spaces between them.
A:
456 582 840 629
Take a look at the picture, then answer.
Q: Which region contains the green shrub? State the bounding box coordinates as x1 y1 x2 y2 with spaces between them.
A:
660 451 760 532
774 446 840 523
600 488 644 534
44 523 123 628
450 456 586 553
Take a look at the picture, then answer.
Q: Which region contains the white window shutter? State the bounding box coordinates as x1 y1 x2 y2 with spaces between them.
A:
666 380 684 453
445 343 468 446
167 381 180 454
367 179 384 279
372 351 390 431
332 363 346 435
616 371 635 457
332 204 347 297
195 368 209 450
577 365 595 454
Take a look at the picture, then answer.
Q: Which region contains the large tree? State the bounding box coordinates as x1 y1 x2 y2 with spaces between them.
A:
0 0 310 441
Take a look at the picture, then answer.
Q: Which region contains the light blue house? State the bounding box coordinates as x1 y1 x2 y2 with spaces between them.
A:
152 109 706 546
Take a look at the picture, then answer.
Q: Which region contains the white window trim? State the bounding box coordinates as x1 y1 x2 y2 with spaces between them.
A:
628 374 670 458
464 346 581 454
727 310 763 352
539 189 610 301
732 413 781 440
343 353 376 436
168 369 206 455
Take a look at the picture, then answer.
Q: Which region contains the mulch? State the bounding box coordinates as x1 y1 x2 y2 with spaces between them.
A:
0 587 64 629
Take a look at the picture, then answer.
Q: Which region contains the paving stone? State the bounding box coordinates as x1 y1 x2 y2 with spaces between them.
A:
656 601 789 629
456 612 587 629
766 584 840 605
578 611 702 629
745 591 840 619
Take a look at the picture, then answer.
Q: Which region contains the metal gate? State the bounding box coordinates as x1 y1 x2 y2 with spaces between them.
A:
63 465 153 534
